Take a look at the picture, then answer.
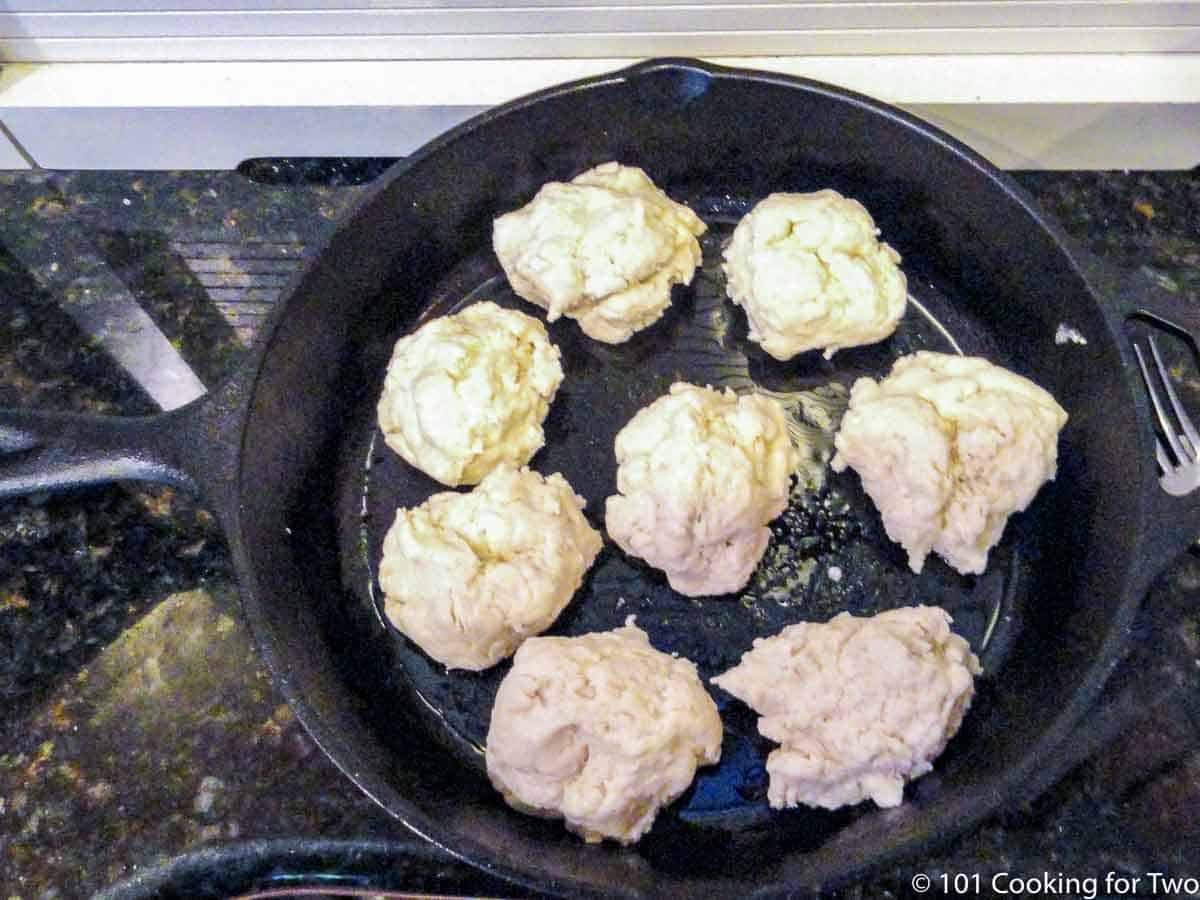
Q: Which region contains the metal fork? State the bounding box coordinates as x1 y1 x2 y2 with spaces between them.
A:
1134 334 1200 496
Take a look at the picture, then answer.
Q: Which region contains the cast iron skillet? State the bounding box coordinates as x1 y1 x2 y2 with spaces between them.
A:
2 59 1199 897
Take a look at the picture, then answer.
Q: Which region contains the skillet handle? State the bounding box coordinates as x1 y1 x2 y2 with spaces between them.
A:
0 371 246 520
1098 262 1200 575
0 407 196 495
1012 262 1200 807
1121 265 1200 336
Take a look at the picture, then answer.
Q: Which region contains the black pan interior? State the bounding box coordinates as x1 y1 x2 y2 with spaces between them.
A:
343 201 1023 823
232 63 1145 896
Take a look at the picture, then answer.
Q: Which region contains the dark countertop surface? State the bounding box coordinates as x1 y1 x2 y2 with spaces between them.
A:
1 161 1199 899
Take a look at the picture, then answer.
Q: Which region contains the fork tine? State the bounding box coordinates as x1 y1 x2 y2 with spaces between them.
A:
1134 341 1189 466
1148 334 1200 456
1157 438 1174 474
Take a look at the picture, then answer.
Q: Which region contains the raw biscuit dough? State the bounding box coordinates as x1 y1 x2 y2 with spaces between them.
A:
723 189 907 360
832 351 1068 574
377 301 563 486
378 465 602 671
493 162 707 343
605 382 797 597
713 606 981 810
485 618 722 844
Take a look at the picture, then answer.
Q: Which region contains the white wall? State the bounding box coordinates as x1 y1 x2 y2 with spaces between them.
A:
2 2 1198 170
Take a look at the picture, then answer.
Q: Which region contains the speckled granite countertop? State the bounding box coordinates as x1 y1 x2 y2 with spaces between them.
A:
1 163 1198 899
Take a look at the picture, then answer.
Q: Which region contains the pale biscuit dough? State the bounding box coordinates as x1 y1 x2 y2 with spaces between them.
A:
723 189 907 360
713 606 981 810
377 301 563 487
832 351 1068 574
486 618 722 843
378 465 602 671
493 162 707 343
605 383 797 597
